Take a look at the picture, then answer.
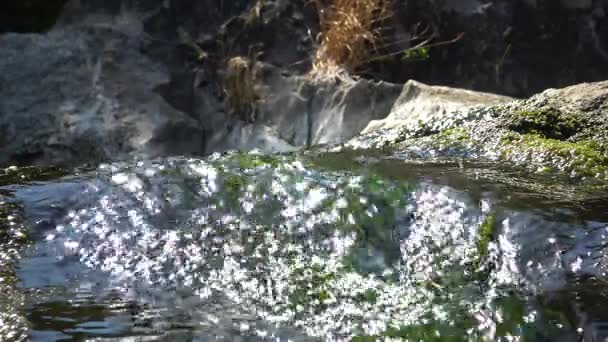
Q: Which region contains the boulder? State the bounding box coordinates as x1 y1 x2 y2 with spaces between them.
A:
345 80 608 180
257 69 404 147
362 80 512 134
0 26 205 167
533 81 608 113
204 65 403 153
4 0 608 101
204 67 517 154
205 122 299 154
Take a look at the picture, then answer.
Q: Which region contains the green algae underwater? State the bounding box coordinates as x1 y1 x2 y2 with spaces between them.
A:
1 150 608 341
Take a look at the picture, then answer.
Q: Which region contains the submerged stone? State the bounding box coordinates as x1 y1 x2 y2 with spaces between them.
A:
0 152 604 339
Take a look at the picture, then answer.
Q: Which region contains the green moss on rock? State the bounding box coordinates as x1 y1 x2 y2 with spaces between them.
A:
436 127 472 144
507 106 585 140
500 134 608 178
233 152 280 169
393 127 479 156
477 214 496 264
287 263 337 312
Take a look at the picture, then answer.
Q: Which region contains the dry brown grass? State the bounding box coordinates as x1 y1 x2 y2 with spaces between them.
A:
223 56 258 123
311 0 394 75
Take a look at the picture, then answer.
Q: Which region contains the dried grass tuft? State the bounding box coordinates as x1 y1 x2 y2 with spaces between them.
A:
224 56 258 123
311 0 394 76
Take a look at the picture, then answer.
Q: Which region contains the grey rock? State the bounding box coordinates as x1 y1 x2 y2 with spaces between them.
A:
345 80 608 180
0 27 205 167
533 80 608 113
204 68 511 154
205 122 299 154
204 65 403 153
362 80 512 134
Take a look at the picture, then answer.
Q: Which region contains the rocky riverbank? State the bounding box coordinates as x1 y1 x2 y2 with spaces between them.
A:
1 0 607 177
2 2 608 340
342 80 608 180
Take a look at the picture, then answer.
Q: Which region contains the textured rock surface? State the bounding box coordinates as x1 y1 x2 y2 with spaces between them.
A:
3 0 608 98
362 80 512 134
207 70 513 153
204 64 403 153
344 81 608 180
0 27 205 167
205 122 299 154
2 0 607 166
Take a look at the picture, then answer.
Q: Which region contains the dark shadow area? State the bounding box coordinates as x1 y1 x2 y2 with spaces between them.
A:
0 0 68 33
368 0 608 97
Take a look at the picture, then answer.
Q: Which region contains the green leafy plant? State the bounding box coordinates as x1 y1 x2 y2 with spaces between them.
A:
404 46 430 60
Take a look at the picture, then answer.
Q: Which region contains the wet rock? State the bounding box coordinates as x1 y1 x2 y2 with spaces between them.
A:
4 153 607 340
205 64 403 153
0 195 30 341
345 80 608 180
495 81 608 143
0 26 205 167
362 80 512 134
205 122 299 153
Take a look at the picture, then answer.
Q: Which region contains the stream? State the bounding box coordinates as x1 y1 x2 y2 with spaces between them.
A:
1 150 608 341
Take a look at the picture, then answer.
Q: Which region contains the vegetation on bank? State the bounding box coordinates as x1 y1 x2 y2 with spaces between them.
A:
223 56 258 123
311 0 394 74
309 0 460 77
175 0 462 123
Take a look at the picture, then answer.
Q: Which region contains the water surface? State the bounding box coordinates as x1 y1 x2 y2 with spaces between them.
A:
1 151 608 341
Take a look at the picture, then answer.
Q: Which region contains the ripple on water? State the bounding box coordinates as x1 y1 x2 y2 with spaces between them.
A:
1 152 607 340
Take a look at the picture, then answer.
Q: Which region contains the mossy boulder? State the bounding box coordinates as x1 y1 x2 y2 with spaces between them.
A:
490 82 608 178
499 134 608 178
504 107 585 140
345 81 608 181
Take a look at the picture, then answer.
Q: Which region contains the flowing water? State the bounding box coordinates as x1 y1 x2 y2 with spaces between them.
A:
1 151 608 341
